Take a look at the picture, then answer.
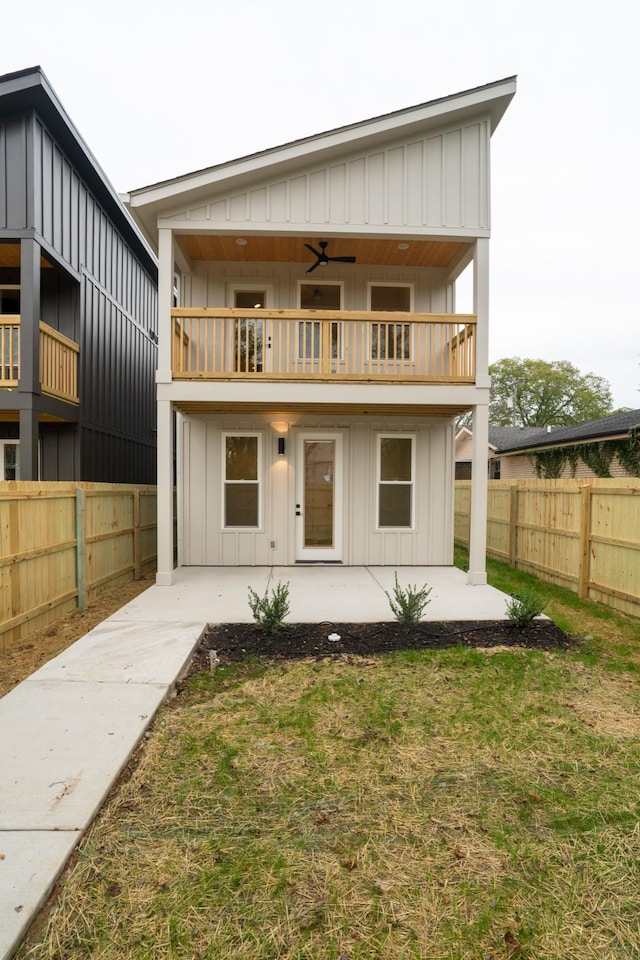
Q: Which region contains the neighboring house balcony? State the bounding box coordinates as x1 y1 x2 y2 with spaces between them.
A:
171 308 476 385
0 315 79 404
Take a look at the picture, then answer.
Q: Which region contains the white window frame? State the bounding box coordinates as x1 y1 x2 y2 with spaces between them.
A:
0 439 20 480
367 282 414 362
376 433 415 530
297 280 344 361
221 431 262 530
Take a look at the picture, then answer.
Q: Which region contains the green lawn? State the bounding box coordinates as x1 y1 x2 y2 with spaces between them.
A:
21 557 640 960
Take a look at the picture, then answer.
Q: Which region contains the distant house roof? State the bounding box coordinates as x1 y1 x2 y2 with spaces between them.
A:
489 410 640 455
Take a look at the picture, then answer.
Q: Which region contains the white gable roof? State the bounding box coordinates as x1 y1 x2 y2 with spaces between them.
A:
127 77 516 245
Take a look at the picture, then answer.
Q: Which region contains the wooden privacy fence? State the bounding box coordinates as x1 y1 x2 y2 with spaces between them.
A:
455 479 640 618
0 482 157 650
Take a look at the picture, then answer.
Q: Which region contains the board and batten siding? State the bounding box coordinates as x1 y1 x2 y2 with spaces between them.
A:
180 416 453 567
1 109 158 483
185 260 451 313
163 121 490 233
0 117 30 229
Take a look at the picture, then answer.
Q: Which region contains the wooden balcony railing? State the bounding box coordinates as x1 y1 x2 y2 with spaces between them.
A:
172 308 477 383
39 323 79 403
0 317 79 403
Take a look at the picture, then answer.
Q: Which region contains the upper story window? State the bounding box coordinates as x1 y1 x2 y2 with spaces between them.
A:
0 285 20 315
298 282 343 360
368 284 413 361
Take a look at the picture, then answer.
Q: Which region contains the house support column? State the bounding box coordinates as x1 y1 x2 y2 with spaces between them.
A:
18 238 42 479
156 398 175 585
467 402 489 584
18 409 39 479
157 228 174 383
467 237 490 585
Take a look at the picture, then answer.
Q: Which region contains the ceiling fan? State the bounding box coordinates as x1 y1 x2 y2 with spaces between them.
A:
305 241 357 273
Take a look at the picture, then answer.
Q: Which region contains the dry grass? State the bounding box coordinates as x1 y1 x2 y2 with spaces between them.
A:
20 645 640 960
0 577 154 698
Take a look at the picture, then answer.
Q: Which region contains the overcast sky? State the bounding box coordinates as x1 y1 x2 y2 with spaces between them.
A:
5 0 639 410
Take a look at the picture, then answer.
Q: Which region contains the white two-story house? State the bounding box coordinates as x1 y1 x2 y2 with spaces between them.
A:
127 78 516 585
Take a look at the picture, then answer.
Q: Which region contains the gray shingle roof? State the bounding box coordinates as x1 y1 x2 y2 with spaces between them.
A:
490 410 640 453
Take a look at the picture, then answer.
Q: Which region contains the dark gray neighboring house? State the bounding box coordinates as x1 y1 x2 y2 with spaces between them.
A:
0 66 158 481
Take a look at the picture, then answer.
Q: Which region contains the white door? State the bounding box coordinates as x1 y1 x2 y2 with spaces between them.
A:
295 432 343 562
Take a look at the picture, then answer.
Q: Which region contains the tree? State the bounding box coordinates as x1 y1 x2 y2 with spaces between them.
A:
489 358 613 427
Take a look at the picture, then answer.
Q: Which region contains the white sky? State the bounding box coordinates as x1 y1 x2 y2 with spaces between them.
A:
4 0 639 409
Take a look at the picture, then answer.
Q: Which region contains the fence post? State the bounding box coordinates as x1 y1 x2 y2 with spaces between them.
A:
133 488 141 580
578 484 592 599
508 483 518 568
76 488 86 611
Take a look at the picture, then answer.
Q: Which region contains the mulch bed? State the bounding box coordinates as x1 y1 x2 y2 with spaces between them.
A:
189 619 576 672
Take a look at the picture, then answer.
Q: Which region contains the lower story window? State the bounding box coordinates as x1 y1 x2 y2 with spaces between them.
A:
223 434 260 527
377 435 414 528
1 440 19 480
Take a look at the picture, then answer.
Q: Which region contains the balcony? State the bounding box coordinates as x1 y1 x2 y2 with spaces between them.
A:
172 309 476 383
0 317 79 403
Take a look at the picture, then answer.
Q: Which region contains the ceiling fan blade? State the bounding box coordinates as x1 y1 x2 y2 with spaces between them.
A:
306 261 321 273
304 243 322 258
327 256 357 263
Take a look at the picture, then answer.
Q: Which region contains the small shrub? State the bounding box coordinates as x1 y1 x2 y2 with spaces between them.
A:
385 573 432 631
248 580 291 634
506 591 545 626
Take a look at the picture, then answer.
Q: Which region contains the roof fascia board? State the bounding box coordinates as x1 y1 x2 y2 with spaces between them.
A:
129 78 516 211
157 221 489 242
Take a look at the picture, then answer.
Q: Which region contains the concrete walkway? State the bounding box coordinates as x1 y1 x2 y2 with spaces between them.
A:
0 566 512 959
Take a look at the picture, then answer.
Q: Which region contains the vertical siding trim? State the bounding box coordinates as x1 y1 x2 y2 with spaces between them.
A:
25 112 36 228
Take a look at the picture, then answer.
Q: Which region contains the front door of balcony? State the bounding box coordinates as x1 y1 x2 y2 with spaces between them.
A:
295 432 343 562
231 287 272 374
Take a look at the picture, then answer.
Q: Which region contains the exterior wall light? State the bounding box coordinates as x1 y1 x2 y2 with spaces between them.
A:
278 437 286 456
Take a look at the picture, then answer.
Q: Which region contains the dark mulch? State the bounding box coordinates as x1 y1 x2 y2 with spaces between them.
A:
189 619 575 673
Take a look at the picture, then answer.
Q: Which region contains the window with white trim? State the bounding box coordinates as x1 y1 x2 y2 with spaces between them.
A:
377 435 414 528
223 434 261 527
298 282 343 360
369 284 413 361
0 440 19 480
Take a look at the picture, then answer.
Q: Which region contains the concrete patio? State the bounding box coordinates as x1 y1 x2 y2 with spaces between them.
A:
106 564 513 625
0 565 513 959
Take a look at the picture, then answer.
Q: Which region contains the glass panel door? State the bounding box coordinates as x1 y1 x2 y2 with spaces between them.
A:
295 433 343 561
233 290 266 373
304 440 335 548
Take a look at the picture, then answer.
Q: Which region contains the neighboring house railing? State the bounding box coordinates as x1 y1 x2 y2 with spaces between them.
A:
39 323 80 403
171 308 477 382
0 317 79 403
0 317 20 386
